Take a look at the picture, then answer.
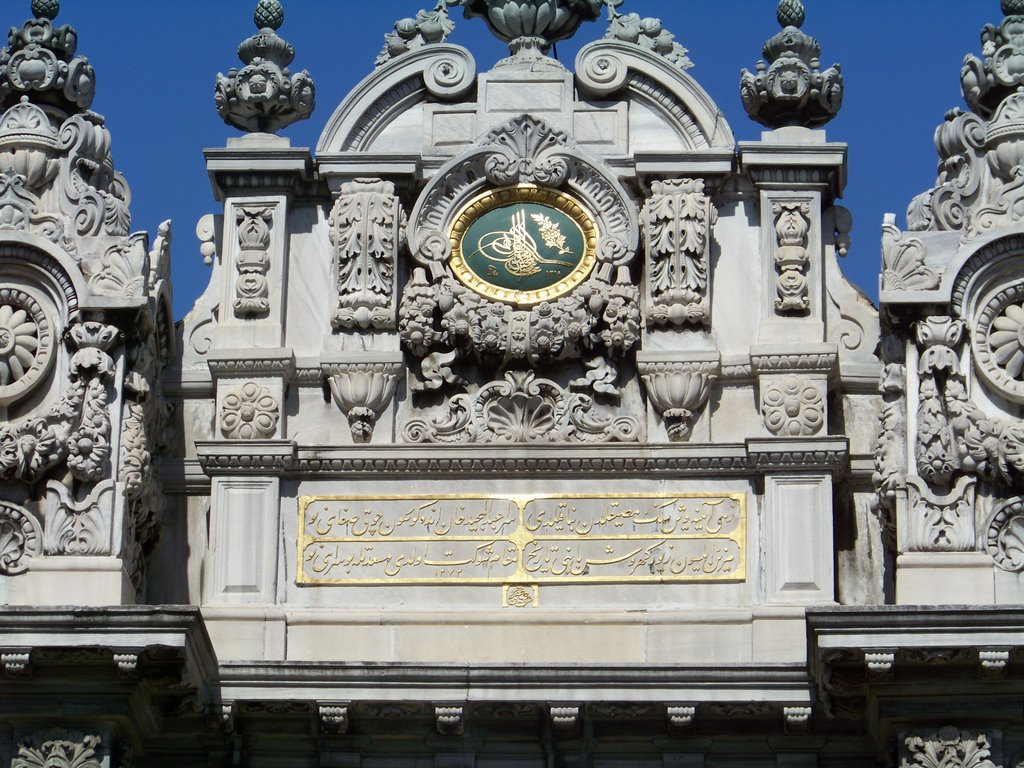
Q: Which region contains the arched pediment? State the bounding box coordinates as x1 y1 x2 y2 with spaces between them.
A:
316 44 477 155
575 40 734 151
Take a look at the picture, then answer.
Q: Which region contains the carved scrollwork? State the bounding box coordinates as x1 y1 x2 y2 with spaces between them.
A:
330 180 405 331
881 218 940 292
403 370 640 444
906 475 977 552
0 501 42 575
642 179 716 327
234 206 273 318
986 497 1024 572
907 110 986 232
772 200 811 314
220 382 280 440
761 374 824 437
44 479 114 556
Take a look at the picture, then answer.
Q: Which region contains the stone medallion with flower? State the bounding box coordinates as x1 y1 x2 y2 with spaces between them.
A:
0 287 55 407
973 282 1024 404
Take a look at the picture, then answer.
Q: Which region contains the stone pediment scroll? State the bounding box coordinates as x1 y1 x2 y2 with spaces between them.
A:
397 114 642 443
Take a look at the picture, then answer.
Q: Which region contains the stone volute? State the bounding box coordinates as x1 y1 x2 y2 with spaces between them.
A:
739 0 843 129
214 0 316 134
461 0 604 59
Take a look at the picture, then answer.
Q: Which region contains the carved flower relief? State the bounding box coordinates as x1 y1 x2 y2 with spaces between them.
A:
0 289 54 406
986 497 1024 573
220 382 280 440
973 284 1024 403
761 375 825 437
0 502 42 576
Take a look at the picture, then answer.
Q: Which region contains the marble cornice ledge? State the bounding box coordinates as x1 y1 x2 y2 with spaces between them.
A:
192 438 847 478
205 141 317 201
206 348 296 380
738 139 847 198
218 661 812 705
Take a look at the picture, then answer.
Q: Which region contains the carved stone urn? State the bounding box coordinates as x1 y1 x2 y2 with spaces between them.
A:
637 352 720 442
461 0 604 57
323 355 403 444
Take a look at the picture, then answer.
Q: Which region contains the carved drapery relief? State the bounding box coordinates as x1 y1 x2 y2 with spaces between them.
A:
220 381 280 440
233 206 273 318
0 501 42 575
638 356 719 442
900 728 997 768
0 285 55 406
761 374 824 437
325 360 402 443
642 179 716 327
986 497 1024 572
772 201 811 314
403 370 640 444
329 180 406 331
13 733 103 768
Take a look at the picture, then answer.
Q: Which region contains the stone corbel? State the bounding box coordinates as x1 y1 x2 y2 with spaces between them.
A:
435 705 464 736
319 703 349 735
322 353 404 444
637 351 720 442
1 651 31 678
549 706 580 737
782 706 811 735
667 705 696 736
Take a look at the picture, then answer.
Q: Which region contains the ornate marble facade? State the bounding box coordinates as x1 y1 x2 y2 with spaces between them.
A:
0 0 1022 766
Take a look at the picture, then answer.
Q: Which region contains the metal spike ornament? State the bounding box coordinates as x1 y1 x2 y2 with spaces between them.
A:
214 0 316 134
739 0 844 128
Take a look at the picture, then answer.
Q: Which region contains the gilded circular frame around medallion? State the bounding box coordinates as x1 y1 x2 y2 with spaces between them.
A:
449 184 598 306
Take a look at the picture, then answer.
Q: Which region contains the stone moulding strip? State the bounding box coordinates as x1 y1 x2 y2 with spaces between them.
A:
217 661 812 705
192 439 848 478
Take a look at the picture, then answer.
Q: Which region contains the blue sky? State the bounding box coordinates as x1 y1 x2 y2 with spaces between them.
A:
32 0 991 319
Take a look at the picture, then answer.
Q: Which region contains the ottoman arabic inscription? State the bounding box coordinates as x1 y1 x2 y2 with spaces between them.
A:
298 493 745 585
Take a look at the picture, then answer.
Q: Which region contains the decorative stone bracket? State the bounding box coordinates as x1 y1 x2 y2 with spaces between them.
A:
322 353 403 444
637 351 720 442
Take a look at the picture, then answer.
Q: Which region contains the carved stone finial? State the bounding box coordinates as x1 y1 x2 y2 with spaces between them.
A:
32 0 60 20
961 3 1024 118
254 0 284 31
777 0 805 29
739 1 844 129
214 0 315 134
377 2 457 68
0 0 96 114
461 0 604 59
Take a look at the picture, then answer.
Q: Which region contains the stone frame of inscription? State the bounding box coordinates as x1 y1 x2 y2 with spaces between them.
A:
296 492 747 587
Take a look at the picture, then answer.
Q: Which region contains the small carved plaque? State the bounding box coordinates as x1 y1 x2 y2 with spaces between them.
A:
298 493 745 585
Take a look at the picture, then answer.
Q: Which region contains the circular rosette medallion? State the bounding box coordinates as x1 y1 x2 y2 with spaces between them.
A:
449 185 597 305
0 287 56 407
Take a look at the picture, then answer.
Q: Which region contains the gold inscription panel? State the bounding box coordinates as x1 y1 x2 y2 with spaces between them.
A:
298 493 746 585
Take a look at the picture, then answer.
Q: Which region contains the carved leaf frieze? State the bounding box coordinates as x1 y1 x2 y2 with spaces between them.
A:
330 180 406 331
900 728 997 768
642 178 715 327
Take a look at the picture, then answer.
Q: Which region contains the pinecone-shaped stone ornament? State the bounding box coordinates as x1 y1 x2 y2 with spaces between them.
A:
31 0 60 20
777 0 805 28
254 0 285 31
1004 0 1024 15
